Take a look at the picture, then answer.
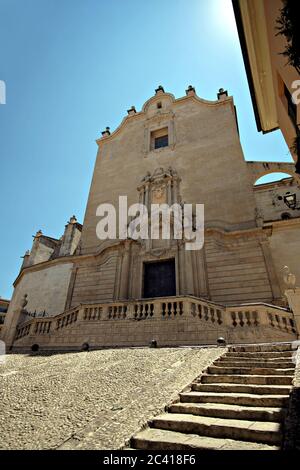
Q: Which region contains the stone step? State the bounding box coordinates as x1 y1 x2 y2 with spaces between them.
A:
220 355 294 362
229 343 293 353
192 382 291 395
131 428 279 450
224 351 294 359
168 402 284 422
208 365 295 376
201 374 293 385
149 413 282 445
213 360 294 369
180 391 289 407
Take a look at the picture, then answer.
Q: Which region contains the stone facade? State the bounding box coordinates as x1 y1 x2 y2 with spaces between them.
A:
1 87 300 351
0 298 10 337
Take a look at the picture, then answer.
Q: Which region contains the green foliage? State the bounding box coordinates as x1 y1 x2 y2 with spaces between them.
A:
276 0 300 74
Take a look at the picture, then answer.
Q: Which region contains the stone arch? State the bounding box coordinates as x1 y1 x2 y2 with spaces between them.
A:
246 161 298 185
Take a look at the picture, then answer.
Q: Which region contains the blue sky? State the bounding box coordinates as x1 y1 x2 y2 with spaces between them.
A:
0 0 294 300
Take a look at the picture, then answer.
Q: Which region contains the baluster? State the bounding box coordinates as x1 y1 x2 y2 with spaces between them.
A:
108 306 112 319
210 308 215 323
275 315 281 329
204 306 209 321
216 309 222 325
179 301 183 315
282 317 288 331
245 311 251 326
289 319 296 333
134 304 138 318
268 312 274 327
238 311 244 327
231 311 237 327
252 311 259 326
112 306 116 319
123 305 127 319
150 304 154 317
198 304 202 319
145 303 148 318
191 303 196 317
139 304 144 318
173 302 177 316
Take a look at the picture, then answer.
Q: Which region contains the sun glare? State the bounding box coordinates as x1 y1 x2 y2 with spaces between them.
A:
213 0 238 36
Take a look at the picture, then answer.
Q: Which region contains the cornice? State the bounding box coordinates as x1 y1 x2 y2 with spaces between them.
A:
96 93 234 146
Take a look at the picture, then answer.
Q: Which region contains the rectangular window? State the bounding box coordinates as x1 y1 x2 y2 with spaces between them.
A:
284 83 297 128
150 127 169 151
154 134 168 149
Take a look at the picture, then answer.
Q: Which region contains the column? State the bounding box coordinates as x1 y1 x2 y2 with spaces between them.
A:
119 241 131 300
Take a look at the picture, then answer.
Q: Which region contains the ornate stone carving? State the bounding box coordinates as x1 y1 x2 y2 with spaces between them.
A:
138 166 181 209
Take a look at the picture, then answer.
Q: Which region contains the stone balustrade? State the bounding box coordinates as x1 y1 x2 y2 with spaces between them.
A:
56 308 79 330
13 296 298 348
225 304 296 334
15 321 32 339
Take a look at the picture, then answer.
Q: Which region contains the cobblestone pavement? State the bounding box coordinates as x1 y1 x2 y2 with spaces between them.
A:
0 347 221 449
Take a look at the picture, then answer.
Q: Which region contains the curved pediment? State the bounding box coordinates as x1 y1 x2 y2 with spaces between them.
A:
96 87 232 145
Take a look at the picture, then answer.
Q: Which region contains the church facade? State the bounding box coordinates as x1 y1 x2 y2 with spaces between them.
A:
2 86 300 351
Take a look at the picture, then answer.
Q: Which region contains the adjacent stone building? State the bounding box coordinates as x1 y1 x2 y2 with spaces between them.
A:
1 86 300 351
0 298 10 336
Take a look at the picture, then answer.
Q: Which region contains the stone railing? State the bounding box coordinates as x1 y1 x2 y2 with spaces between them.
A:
15 320 33 340
14 296 298 342
224 303 296 334
55 307 80 330
79 297 224 323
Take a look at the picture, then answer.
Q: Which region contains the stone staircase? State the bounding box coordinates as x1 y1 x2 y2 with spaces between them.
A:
130 343 296 450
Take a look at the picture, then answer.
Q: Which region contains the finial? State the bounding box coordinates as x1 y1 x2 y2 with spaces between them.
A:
127 105 136 115
21 293 28 310
33 230 43 239
283 266 296 288
186 85 195 96
217 88 228 100
69 215 77 224
101 126 111 137
155 85 165 94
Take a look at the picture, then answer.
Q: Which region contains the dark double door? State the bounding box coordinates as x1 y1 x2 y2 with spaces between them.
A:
143 259 176 298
